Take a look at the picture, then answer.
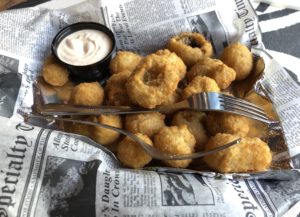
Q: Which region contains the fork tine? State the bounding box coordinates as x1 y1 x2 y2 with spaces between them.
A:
186 92 271 123
221 105 270 123
219 94 267 116
218 95 269 120
166 138 241 160
220 101 269 120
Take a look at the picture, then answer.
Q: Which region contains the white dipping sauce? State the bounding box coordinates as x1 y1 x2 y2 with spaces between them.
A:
57 29 112 66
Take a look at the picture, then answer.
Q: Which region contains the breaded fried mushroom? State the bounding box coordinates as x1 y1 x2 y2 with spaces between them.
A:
182 76 220 99
109 51 142 74
105 70 134 106
204 133 272 173
167 32 213 68
70 82 104 106
91 114 122 145
155 49 186 79
172 111 208 151
126 50 185 108
117 133 153 169
206 112 250 137
159 88 182 106
154 125 196 168
220 43 253 81
42 56 69 86
187 57 236 89
125 112 166 138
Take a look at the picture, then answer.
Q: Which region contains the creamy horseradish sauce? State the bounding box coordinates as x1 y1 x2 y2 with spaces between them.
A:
57 29 112 66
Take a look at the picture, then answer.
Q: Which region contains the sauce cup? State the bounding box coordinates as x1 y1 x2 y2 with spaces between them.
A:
51 22 116 82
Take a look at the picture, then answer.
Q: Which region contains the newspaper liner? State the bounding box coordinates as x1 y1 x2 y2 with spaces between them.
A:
1 0 300 216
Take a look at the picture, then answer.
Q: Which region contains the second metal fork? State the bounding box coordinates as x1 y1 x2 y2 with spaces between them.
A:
25 114 241 160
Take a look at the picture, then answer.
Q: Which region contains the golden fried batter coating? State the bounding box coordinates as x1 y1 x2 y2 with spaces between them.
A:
117 133 153 169
232 57 265 98
105 70 134 106
126 50 185 108
155 49 186 79
206 112 250 137
182 76 220 99
109 51 142 74
204 133 272 173
187 57 236 89
125 112 166 138
42 56 69 87
91 114 122 145
159 88 182 106
167 32 213 68
70 82 104 106
172 111 208 151
220 43 253 81
154 125 196 168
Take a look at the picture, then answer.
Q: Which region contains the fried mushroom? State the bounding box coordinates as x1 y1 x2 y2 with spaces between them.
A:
126 50 185 108
91 114 122 145
187 57 236 90
204 133 272 173
182 76 220 99
109 51 142 74
220 43 253 81
70 82 104 106
172 111 208 151
155 49 186 79
105 70 134 106
206 112 250 137
159 88 182 106
117 133 153 169
125 112 166 138
42 56 69 87
154 125 196 168
167 32 213 68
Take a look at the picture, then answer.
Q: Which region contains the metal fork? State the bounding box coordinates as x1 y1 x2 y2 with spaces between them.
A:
37 92 279 126
25 114 241 160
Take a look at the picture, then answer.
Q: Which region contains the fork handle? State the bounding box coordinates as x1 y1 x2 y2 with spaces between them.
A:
38 100 190 116
38 104 137 115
